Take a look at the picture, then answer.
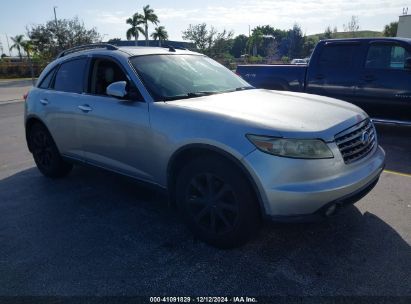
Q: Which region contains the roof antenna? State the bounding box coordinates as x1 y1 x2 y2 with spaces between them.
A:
168 45 176 52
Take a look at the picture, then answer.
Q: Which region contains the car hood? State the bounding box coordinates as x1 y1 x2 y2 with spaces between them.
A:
165 89 367 140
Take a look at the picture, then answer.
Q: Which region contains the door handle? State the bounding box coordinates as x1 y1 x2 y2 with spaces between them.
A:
78 104 92 112
315 74 324 80
40 98 48 105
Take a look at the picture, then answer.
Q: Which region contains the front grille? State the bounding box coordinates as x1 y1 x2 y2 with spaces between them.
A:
335 119 376 164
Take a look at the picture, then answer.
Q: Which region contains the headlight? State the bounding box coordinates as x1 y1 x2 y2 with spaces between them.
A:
246 135 333 159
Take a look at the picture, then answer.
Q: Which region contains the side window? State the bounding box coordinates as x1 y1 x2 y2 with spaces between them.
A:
318 44 358 69
38 67 56 89
89 58 143 100
54 58 87 93
365 44 411 70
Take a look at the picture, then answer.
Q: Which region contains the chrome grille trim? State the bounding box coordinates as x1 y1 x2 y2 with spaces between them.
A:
335 119 376 164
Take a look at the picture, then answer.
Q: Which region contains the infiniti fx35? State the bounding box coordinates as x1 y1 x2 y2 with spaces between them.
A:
25 44 385 248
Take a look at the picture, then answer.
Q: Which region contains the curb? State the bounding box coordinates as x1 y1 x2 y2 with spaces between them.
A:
0 99 24 105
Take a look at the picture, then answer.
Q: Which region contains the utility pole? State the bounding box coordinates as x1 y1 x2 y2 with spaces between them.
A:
54 6 58 28
248 25 251 60
54 6 60 50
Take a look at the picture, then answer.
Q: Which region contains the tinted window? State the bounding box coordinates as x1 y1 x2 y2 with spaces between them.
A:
54 58 87 93
88 58 143 100
39 68 56 89
130 55 252 101
365 44 411 70
318 44 358 69
89 59 128 95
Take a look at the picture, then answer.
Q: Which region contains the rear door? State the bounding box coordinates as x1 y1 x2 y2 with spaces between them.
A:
306 41 362 102
79 56 153 181
42 57 88 159
354 41 411 122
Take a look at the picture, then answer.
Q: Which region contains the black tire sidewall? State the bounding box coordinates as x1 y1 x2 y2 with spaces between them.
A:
176 155 260 248
29 123 72 178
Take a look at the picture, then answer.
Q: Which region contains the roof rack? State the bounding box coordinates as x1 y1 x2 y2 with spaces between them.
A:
57 43 119 58
163 45 188 52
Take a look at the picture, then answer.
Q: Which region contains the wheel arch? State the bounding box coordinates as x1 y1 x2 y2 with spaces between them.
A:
166 144 264 216
25 115 50 153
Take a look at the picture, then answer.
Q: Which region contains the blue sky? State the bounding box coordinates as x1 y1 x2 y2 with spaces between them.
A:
1 0 409 55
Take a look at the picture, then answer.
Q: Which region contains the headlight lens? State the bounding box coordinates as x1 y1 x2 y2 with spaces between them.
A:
246 135 333 159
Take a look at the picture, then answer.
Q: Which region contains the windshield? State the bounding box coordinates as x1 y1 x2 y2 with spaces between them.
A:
130 54 253 101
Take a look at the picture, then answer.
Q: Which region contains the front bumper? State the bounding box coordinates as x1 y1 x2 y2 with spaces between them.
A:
242 144 385 219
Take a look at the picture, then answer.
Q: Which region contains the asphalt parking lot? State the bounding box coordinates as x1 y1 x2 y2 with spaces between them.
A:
0 79 33 104
0 80 410 298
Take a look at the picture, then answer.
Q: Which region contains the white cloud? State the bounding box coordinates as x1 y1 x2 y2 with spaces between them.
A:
155 8 201 20
88 10 130 24
87 0 408 39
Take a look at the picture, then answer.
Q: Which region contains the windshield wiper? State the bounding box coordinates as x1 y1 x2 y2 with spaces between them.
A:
220 86 255 94
235 86 255 91
162 88 254 101
188 91 219 97
163 91 219 101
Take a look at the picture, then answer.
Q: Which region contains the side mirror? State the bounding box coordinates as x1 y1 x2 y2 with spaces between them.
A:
106 81 127 98
405 57 411 70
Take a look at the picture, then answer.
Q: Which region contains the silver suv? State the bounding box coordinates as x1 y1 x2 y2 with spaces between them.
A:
25 44 385 248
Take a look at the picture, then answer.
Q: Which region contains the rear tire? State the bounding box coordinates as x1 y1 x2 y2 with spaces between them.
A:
28 123 73 178
176 155 261 248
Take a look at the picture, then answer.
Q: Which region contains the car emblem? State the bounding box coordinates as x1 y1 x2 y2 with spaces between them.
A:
360 131 370 144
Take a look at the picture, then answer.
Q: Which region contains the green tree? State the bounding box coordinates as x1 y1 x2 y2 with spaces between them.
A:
247 25 288 57
21 40 35 59
151 26 168 46
126 13 144 46
27 17 101 59
230 34 248 58
182 23 216 53
302 36 318 58
21 39 36 82
247 28 264 56
288 24 304 59
383 22 398 37
321 26 333 39
209 29 234 58
182 23 234 58
141 5 159 46
107 38 122 44
10 35 25 61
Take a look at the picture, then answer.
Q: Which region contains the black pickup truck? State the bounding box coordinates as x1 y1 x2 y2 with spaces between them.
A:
237 38 411 125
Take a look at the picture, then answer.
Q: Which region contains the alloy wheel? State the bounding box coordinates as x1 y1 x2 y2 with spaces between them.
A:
185 173 240 234
32 130 54 168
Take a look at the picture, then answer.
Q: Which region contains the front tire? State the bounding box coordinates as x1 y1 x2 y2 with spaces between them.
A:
176 155 261 248
28 123 73 178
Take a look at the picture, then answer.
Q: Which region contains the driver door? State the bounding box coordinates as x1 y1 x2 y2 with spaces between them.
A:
79 56 154 182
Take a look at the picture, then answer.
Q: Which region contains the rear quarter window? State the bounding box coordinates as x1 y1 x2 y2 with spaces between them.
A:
318 44 359 69
54 58 87 93
38 67 56 89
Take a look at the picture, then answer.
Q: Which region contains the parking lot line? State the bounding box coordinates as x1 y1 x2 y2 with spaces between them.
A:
384 169 411 178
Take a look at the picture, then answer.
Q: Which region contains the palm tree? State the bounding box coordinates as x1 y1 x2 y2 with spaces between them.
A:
151 26 169 47
21 40 36 84
10 35 25 61
21 40 35 60
126 13 144 46
141 5 159 46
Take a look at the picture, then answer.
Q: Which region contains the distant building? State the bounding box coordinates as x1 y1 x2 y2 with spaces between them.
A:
106 40 195 50
397 14 411 38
